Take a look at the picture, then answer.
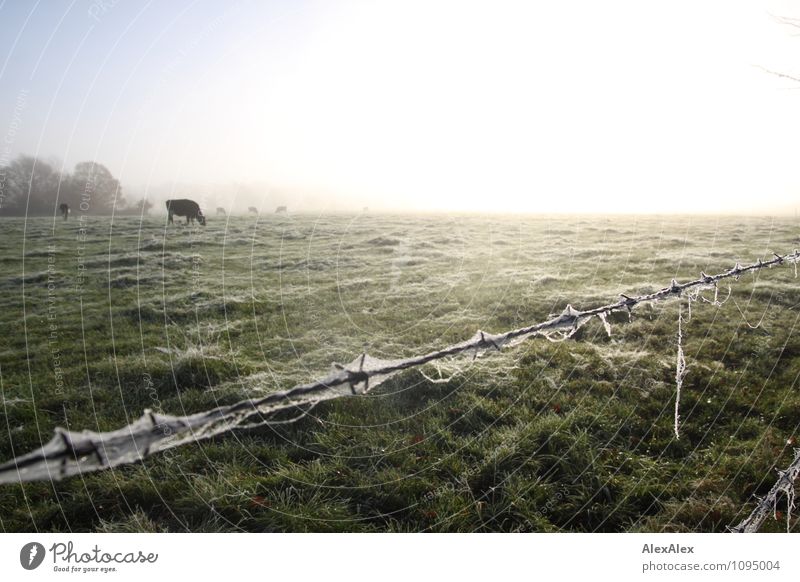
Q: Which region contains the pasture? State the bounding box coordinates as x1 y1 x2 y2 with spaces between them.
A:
0 213 799 532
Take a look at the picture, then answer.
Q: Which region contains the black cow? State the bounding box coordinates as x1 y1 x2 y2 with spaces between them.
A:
275 206 287 213
59 203 69 220
248 206 258 214
166 199 206 225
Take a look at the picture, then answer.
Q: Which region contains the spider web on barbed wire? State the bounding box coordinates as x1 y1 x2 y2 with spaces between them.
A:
1 250 799 532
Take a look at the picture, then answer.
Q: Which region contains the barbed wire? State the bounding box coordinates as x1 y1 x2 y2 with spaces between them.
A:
1 250 798 510
674 301 687 439
731 447 800 533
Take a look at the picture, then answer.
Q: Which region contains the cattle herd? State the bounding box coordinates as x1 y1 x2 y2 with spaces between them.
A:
160 201 296 226
54 200 277 225
48 200 304 225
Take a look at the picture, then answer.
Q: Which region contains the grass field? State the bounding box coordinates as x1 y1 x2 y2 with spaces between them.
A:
1 212 799 532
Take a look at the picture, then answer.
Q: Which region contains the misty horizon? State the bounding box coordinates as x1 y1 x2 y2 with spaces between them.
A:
4 150 800 216
2 1 800 214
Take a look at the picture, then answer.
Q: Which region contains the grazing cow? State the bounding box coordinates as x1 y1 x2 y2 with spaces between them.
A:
216 207 226 215
166 199 206 225
248 206 258 214
275 206 287 213
59 203 69 220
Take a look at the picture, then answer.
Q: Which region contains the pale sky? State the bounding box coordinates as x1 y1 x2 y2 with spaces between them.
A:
1 0 800 213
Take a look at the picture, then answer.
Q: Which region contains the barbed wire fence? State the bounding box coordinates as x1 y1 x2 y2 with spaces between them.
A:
731 447 800 533
1 250 800 533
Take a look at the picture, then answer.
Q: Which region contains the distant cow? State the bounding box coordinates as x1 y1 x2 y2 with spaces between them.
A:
362 206 369 212
275 206 287 213
59 203 69 220
166 199 206 225
248 207 258 214
216 207 226 215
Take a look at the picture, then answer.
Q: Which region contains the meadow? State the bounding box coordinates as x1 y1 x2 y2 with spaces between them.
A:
0 212 798 532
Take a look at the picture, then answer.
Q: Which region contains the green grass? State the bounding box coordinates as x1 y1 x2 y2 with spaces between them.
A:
0 213 799 532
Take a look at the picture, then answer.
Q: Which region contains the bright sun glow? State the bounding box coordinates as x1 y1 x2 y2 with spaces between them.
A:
2 0 800 213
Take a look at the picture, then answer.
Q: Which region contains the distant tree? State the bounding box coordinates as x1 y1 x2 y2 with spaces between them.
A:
62 161 124 214
117 197 153 216
137 198 153 215
757 16 800 84
0 156 127 216
0 156 63 216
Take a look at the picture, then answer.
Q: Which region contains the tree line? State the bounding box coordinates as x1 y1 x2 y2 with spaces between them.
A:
0 155 151 216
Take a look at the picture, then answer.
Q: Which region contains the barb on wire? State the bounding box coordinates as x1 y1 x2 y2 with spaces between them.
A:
730 447 800 533
1 250 798 485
